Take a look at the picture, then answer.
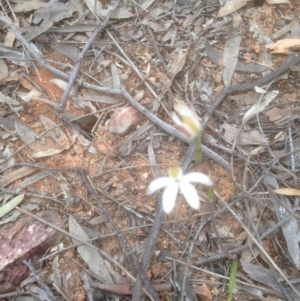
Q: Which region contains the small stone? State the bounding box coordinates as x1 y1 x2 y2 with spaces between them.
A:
108 106 143 136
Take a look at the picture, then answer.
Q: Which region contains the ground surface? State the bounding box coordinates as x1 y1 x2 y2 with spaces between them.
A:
0 0 300 301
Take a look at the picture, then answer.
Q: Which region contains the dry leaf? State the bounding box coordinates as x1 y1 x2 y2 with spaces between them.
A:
273 188 300 196
13 0 47 12
243 90 278 124
217 0 250 17
111 63 121 89
194 284 212 301
141 0 155 10
50 78 76 96
266 39 300 53
0 166 36 188
22 20 54 42
267 0 290 4
168 48 187 78
221 124 267 145
0 91 19 105
250 21 273 44
33 1 76 23
83 0 134 19
50 44 81 62
205 40 267 73
68 215 114 284
40 115 70 150
0 58 8 81
223 15 242 87
0 194 24 218
264 175 300 270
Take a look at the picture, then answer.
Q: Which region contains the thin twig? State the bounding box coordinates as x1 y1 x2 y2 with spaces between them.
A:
147 27 169 73
0 17 229 170
146 26 174 108
131 136 196 301
0 186 64 204
185 55 300 174
15 206 138 284
168 257 291 300
202 54 300 129
106 29 159 99
0 105 118 168
195 215 289 265
78 168 160 301
131 192 165 301
179 205 204 301
0 291 24 299
81 272 94 301
147 27 182 93
213 191 300 298
53 283 71 301
23 259 56 301
179 190 233 301
57 0 122 111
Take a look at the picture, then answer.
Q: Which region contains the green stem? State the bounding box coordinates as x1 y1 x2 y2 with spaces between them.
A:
228 259 238 301
194 135 202 162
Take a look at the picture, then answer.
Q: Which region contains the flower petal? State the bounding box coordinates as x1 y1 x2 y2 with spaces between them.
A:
171 112 184 127
182 116 201 135
182 172 213 186
171 113 195 139
162 182 179 214
179 182 200 210
147 177 174 195
174 103 196 118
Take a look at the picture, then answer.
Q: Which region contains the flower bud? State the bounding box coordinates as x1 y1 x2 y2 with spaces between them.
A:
171 103 201 139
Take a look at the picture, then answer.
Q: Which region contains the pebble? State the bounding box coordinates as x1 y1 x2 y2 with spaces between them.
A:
108 106 143 136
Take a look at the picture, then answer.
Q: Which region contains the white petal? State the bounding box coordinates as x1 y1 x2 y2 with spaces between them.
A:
174 102 195 117
182 172 213 186
171 113 195 139
171 112 184 126
179 182 200 210
147 177 174 195
162 182 179 214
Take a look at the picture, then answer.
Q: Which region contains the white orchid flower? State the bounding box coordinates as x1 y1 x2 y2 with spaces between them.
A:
147 167 213 214
171 102 201 140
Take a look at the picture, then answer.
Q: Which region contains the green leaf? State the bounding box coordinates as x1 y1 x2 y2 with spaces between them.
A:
0 194 24 218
